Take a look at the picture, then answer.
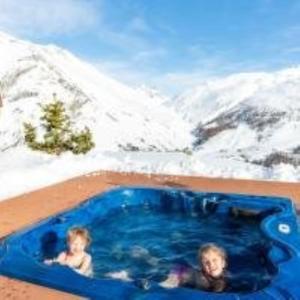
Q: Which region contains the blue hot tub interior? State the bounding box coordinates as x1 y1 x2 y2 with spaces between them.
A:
1 187 300 300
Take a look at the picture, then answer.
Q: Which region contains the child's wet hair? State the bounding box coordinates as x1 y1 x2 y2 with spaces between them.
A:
67 227 91 246
198 243 227 265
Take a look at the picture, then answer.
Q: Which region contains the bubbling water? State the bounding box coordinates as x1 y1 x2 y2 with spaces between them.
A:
88 205 272 292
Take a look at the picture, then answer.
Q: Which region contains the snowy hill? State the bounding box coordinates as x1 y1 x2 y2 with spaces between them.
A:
1 31 300 201
173 68 300 166
0 31 193 152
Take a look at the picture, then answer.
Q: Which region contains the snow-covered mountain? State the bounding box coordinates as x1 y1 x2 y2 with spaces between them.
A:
173 68 300 167
1 31 300 201
0 31 193 152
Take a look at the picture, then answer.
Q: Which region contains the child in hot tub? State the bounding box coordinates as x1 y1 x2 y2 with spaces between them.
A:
160 243 227 292
44 227 93 277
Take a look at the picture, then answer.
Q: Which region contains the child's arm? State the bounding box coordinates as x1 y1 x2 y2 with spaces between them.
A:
75 254 92 275
44 258 54 265
159 273 180 288
44 252 67 265
55 252 68 265
159 266 192 289
105 270 132 281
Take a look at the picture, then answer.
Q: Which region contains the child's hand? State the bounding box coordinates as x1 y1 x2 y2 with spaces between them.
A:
44 259 54 265
106 270 132 281
159 273 180 288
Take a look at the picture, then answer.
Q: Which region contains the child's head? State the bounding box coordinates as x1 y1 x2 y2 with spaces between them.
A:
198 243 227 278
67 227 91 254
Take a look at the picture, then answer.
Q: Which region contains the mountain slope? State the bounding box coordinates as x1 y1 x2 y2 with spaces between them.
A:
0 31 193 152
173 68 300 165
1 31 300 201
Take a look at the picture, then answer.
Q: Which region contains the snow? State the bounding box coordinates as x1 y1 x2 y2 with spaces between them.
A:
1 31 300 201
200 124 258 153
2 144 300 201
173 67 300 125
265 122 300 151
172 64 300 166
0 31 193 152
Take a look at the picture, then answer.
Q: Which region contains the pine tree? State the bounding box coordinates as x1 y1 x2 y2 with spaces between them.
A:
24 123 38 148
70 127 95 154
40 99 71 154
24 95 95 155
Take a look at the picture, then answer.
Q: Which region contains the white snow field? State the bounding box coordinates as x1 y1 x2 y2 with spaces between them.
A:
1 31 300 201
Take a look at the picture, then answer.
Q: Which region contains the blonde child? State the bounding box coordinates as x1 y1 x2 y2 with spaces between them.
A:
44 227 93 277
160 243 227 292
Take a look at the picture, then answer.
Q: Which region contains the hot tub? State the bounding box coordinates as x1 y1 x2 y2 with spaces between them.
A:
0 187 300 299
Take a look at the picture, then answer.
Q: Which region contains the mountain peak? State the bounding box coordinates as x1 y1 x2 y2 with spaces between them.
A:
173 66 300 125
0 32 193 152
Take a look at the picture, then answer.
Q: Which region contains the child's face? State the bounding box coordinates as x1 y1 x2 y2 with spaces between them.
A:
201 250 225 278
68 236 87 254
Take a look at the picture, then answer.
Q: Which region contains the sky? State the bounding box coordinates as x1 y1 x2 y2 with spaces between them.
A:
1 0 300 95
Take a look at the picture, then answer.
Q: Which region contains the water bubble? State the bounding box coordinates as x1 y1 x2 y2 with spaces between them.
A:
130 245 150 258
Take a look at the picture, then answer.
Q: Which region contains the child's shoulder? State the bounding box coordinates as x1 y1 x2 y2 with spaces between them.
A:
84 252 92 262
58 251 67 258
56 251 68 263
